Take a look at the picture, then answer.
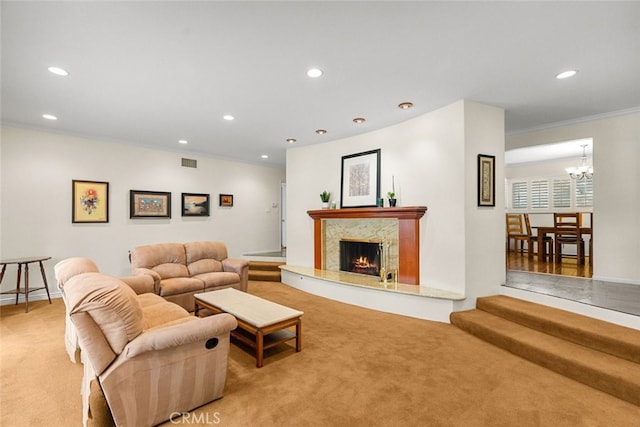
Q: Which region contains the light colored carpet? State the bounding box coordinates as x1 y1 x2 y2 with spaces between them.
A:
2 282 639 426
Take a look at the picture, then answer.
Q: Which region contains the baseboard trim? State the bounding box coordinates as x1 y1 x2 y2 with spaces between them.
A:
0 290 62 306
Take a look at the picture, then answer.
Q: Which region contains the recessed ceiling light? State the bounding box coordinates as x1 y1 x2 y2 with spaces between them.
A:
353 117 366 124
556 70 578 79
398 102 414 109
286 138 297 144
261 154 269 159
178 140 188 144
223 115 235 121
48 66 69 76
315 129 327 135
307 68 323 78
42 114 58 120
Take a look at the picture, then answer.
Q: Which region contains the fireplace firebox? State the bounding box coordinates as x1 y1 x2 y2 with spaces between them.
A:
339 240 382 277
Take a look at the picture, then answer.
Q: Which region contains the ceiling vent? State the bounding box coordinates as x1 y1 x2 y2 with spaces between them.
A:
181 158 197 168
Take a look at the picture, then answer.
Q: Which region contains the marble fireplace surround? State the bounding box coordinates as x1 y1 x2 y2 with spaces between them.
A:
307 207 427 285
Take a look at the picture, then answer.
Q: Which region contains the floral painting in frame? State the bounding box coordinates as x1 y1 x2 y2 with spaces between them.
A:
72 180 109 223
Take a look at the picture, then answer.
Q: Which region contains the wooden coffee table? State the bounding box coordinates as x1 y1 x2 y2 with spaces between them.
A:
194 288 303 367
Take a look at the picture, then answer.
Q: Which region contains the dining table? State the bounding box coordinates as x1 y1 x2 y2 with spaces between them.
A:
531 226 592 263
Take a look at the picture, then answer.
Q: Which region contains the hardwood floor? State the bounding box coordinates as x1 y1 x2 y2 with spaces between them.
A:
506 250 592 278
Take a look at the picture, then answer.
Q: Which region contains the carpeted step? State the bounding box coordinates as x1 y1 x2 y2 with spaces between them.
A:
248 261 284 282
476 295 640 364
450 308 640 406
451 309 640 406
249 270 282 281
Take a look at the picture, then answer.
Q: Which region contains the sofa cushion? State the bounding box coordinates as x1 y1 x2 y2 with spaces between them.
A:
185 241 228 276
65 273 144 355
194 272 241 290
154 262 190 279
188 258 223 276
136 292 168 309
139 297 191 330
158 277 204 297
130 243 189 279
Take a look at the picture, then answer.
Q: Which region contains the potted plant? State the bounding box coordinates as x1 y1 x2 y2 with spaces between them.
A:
387 191 397 207
320 191 331 209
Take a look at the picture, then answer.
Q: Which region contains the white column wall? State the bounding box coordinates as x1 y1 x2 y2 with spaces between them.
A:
459 101 506 310
286 100 505 301
0 126 285 296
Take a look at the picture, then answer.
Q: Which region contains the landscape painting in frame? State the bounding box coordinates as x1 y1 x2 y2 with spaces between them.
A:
182 193 210 216
72 180 109 223
340 149 381 208
130 190 172 218
477 154 495 207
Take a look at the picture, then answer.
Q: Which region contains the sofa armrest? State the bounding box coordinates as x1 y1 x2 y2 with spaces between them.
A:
119 274 155 295
222 258 249 291
124 313 238 358
132 268 161 293
222 257 249 274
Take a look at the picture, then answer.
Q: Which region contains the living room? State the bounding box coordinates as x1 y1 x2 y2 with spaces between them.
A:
2 2 640 426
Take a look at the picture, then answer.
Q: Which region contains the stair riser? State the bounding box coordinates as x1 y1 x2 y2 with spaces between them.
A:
476 296 640 364
451 314 640 407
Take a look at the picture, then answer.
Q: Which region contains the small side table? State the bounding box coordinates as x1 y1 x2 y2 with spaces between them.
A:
0 256 52 313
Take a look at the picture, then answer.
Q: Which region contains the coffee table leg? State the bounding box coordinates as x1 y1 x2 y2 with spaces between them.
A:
296 319 302 352
256 329 264 368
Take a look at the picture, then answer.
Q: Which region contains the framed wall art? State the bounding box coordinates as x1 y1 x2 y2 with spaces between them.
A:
72 180 109 223
340 149 381 208
130 190 171 218
477 154 496 207
182 193 210 216
219 194 234 207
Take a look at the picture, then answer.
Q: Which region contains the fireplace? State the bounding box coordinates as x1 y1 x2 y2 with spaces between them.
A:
339 240 381 277
308 206 427 285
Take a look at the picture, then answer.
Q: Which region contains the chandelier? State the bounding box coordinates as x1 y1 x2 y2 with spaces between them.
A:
566 144 593 180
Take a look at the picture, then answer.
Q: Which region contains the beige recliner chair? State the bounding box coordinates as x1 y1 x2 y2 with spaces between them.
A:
55 257 156 363
60 259 237 427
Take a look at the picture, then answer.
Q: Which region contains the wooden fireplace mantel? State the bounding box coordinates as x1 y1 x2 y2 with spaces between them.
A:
307 206 427 285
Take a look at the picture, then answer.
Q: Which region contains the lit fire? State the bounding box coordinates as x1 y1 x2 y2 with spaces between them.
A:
354 256 372 269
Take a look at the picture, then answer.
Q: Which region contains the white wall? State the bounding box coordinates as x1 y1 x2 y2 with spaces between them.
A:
286 100 505 306
0 126 285 298
459 101 506 310
506 112 640 284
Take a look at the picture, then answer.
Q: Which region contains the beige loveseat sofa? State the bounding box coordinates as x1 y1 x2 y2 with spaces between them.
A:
130 241 249 312
57 257 237 427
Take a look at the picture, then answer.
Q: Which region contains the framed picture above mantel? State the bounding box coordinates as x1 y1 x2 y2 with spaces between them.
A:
340 149 381 208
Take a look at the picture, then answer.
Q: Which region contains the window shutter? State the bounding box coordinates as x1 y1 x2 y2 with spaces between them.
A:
576 177 593 207
511 181 528 209
552 179 571 208
530 180 549 209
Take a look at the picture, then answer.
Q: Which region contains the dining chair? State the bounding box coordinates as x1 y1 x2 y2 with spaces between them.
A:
524 213 553 261
506 214 528 254
587 212 593 266
554 212 585 264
